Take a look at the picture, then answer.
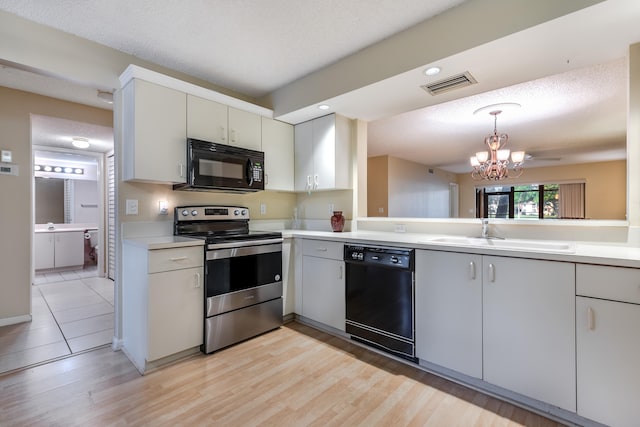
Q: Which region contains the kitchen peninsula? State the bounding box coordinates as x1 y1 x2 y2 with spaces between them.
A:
282 227 640 427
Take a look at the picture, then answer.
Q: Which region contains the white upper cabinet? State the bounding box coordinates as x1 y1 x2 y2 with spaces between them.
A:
186 95 228 144
228 107 262 151
294 120 314 192
294 114 351 192
187 97 261 151
122 79 187 184
261 117 294 191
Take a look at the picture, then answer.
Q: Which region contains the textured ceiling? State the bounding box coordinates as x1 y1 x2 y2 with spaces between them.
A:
0 0 637 172
0 0 466 98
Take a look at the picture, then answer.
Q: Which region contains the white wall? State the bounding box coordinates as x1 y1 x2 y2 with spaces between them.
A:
387 157 455 218
73 180 99 224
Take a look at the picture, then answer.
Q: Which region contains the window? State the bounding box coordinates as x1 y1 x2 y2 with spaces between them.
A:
477 184 562 219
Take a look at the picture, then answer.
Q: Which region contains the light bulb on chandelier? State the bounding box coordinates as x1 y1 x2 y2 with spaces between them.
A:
470 109 525 181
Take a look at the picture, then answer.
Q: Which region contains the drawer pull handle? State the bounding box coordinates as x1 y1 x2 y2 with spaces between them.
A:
339 265 343 280
469 261 476 280
195 273 201 288
170 256 188 261
316 247 328 252
488 263 496 283
587 306 596 331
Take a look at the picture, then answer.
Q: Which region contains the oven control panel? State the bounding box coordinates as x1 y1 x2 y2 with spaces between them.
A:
175 205 249 221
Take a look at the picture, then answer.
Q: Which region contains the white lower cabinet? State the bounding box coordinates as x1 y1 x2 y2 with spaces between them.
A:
483 256 576 412
34 233 55 270
415 250 482 378
300 239 345 331
576 264 640 427
123 243 204 373
34 231 84 270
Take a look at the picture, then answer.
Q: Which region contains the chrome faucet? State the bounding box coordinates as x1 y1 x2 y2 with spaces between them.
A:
481 219 489 238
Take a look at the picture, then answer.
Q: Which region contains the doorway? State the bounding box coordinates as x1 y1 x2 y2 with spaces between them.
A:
0 114 115 375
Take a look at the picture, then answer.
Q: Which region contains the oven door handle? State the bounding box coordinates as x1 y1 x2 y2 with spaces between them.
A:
207 238 283 251
206 239 283 260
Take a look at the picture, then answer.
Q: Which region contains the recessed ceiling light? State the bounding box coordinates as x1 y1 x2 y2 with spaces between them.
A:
318 104 330 110
424 67 441 76
72 137 90 149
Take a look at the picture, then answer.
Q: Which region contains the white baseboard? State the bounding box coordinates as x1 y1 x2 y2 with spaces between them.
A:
0 314 32 327
111 336 123 351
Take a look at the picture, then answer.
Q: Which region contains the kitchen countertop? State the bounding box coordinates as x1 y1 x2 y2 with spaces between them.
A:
282 229 640 269
35 224 98 233
123 236 205 250
122 228 640 268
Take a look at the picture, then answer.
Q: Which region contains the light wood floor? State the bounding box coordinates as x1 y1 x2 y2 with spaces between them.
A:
0 322 565 426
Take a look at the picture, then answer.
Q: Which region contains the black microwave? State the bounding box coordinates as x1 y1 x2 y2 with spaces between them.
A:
173 138 265 193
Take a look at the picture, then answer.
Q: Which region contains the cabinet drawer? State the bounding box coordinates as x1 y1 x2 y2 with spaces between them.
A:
148 246 203 273
577 264 640 304
302 239 343 260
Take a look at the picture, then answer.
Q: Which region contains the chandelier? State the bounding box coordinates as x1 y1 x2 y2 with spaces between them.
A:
470 110 525 180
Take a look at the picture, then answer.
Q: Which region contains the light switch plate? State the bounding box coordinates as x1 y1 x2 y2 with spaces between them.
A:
1 150 11 163
260 203 266 215
126 199 138 215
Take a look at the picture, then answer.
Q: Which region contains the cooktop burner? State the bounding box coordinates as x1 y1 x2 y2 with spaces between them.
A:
173 205 282 245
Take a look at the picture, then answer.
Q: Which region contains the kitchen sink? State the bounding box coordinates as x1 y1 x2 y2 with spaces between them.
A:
424 236 575 253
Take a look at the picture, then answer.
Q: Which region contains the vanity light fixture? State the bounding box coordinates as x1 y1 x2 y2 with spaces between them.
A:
424 66 441 76
34 164 84 175
470 110 525 181
72 137 90 149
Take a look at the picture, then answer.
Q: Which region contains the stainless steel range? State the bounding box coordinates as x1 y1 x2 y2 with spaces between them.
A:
174 205 283 354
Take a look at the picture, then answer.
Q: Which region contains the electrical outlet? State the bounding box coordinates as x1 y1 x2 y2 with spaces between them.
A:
126 199 138 215
378 207 384 214
260 203 266 215
329 203 334 214
394 224 406 233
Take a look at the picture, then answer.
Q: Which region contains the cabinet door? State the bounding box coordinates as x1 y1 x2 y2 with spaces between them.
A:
577 297 640 427
123 79 187 183
147 267 203 361
228 107 261 151
34 233 55 270
262 117 294 191
483 256 576 412
187 95 228 143
415 250 482 378
54 231 84 268
302 256 345 331
294 120 313 192
312 114 336 190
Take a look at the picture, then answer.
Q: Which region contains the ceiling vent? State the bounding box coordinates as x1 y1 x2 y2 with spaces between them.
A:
421 71 477 96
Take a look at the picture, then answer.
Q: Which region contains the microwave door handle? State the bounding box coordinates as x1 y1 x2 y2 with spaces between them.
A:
246 159 254 186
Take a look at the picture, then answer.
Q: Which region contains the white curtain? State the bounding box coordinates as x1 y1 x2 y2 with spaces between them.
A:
559 183 585 219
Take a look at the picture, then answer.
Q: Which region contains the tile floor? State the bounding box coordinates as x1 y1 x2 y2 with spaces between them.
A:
0 267 114 375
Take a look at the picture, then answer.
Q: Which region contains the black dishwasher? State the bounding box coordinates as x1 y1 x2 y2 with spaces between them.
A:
344 245 416 362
